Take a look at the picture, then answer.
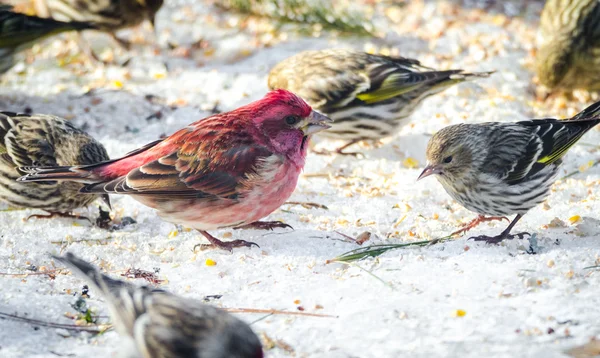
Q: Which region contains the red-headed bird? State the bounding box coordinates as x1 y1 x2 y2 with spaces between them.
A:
19 90 332 251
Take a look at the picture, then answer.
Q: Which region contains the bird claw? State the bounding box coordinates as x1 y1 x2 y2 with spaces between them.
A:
451 215 510 237
25 212 91 223
194 239 259 253
468 231 531 244
236 221 293 231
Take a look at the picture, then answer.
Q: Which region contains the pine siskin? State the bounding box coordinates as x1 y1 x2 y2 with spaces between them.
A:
52 252 264 358
0 112 110 219
18 90 332 251
0 5 95 73
33 0 164 42
417 100 600 244
268 49 493 154
536 0 600 92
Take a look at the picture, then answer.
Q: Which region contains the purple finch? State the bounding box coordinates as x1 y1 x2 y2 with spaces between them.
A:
20 90 332 250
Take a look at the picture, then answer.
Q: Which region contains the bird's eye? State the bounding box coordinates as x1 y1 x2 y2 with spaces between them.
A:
443 156 453 163
285 115 300 125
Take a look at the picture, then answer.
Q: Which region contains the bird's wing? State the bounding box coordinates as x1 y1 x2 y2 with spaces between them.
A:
81 129 276 199
485 118 600 184
354 55 463 104
138 294 225 357
269 51 432 109
0 112 59 168
0 8 94 50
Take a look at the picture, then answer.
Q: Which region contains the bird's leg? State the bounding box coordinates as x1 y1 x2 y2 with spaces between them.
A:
75 33 109 65
235 221 293 231
451 215 510 237
25 211 91 223
469 214 530 244
312 139 364 157
111 33 133 51
193 230 259 252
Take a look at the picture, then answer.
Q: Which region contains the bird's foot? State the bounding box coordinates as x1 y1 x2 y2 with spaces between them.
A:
469 231 530 244
451 215 509 237
194 231 259 252
236 221 293 231
25 212 91 223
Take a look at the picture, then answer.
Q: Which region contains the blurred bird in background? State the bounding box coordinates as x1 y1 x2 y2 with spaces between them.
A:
536 0 600 93
418 100 600 244
0 4 95 73
0 112 110 220
53 252 264 358
268 49 493 155
18 90 332 251
32 0 163 49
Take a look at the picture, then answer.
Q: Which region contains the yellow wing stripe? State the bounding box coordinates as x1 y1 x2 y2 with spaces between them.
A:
537 133 584 164
356 74 421 104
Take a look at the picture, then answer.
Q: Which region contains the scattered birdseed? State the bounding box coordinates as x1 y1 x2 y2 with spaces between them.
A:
205 259 217 266
453 309 466 317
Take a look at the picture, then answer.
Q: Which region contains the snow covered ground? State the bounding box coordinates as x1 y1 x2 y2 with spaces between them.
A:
2 1 600 357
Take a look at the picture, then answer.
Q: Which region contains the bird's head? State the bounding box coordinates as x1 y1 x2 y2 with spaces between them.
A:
131 0 164 26
418 124 474 182
252 89 332 160
535 41 571 90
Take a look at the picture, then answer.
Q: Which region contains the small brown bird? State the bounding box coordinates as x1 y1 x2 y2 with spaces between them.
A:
418 100 600 244
536 0 600 92
53 252 264 358
0 112 110 220
0 4 96 74
268 49 492 155
33 0 164 48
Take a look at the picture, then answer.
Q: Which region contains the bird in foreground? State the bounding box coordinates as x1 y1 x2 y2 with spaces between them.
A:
535 0 600 92
19 90 332 251
0 5 96 74
33 0 164 49
267 49 493 155
0 112 110 220
417 100 600 244
53 252 263 358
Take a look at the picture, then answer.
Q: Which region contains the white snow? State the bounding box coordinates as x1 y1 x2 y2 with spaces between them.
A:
2 1 600 357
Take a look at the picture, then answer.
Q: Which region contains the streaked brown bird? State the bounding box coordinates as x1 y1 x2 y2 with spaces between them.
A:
536 0 600 92
33 0 164 48
0 4 95 73
53 252 264 358
0 112 110 220
268 49 493 155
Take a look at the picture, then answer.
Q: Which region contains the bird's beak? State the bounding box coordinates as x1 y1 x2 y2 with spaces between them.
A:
417 164 442 181
302 110 333 135
101 194 112 210
149 15 157 33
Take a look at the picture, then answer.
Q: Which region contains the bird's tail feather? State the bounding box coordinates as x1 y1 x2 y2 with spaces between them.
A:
17 165 101 183
449 70 495 82
570 100 600 121
52 253 128 298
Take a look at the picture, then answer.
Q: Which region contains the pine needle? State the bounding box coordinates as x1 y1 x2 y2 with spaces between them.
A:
328 235 454 263
0 311 109 333
223 307 337 318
